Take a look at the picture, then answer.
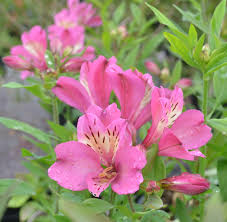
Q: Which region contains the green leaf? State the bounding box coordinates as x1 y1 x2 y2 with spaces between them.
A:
45 49 55 70
144 193 163 210
164 32 196 67
146 3 180 32
0 179 35 196
141 32 164 59
0 117 53 143
176 198 193 222
141 210 170 222
205 52 227 76
23 161 47 177
143 146 166 181
213 69 227 103
48 121 73 142
19 202 42 222
82 198 113 214
2 82 51 104
59 199 111 222
130 3 144 25
124 45 140 68
2 82 26 88
174 5 208 33
170 60 182 86
193 34 206 65
203 193 227 222
217 159 227 202
188 24 198 48
8 195 30 208
210 0 226 49
208 118 227 134
113 2 125 24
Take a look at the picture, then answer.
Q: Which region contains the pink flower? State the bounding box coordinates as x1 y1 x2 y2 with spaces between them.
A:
52 56 117 112
68 0 102 27
108 64 154 131
145 61 160 75
51 9 78 31
48 104 146 197
3 26 47 79
48 14 95 72
176 78 192 89
49 26 85 56
142 86 183 148
156 172 210 195
158 110 212 160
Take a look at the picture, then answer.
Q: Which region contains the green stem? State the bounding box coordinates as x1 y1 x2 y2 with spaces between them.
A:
202 78 209 123
52 95 60 214
198 77 209 177
52 96 59 125
127 194 135 212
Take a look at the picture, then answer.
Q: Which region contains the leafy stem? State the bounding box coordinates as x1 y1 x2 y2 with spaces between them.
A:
127 194 135 212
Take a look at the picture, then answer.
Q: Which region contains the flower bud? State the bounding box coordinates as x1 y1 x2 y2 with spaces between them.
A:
176 78 192 89
145 61 160 75
200 44 210 63
160 172 210 195
118 25 128 38
146 181 160 193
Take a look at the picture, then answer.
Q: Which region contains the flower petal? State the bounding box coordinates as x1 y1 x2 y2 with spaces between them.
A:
112 145 146 194
171 110 212 149
52 76 91 113
86 103 121 127
158 128 196 161
80 56 116 109
48 141 102 191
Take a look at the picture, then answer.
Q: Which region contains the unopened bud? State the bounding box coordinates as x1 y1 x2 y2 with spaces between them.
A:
160 67 170 81
145 61 160 75
200 44 210 63
146 181 160 193
159 172 210 195
176 78 192 89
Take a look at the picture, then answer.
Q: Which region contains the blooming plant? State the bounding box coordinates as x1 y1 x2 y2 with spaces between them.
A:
1 0 227 221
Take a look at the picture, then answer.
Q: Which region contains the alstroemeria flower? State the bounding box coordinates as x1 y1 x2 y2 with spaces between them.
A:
3 26 47 79
49 24 95 72
148 172 210 195
48 104 146 197
49 26 85 56
67 0 102 27
142 86 183 148
108 64 154 131
52 56 117 112
158 110 212 160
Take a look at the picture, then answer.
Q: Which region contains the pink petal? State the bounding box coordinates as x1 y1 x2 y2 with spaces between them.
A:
109 68 146 123
86 103 121 127
80 56 115 109
86 16 102 27
20 71 34 80
87 171 116 197
77 113 126 165
112 145 146 194
52 76 91 113
48 141 102 191
171 110 212 149
158 128 196 160
3 56 29 70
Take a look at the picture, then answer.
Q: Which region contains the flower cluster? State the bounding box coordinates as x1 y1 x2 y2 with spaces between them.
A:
49 56 212 197
3 0 212 198
3 0 101 79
